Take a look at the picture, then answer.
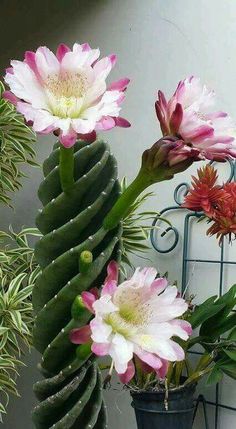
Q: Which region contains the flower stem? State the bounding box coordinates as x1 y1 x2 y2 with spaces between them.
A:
59 145 75 192
103 169 152 230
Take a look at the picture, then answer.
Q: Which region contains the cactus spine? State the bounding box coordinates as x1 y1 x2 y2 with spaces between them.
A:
32 139 122 428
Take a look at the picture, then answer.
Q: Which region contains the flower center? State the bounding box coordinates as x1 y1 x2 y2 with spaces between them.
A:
105 302 150 339
44 71 89 118
45 71 88 98
105 312 138 338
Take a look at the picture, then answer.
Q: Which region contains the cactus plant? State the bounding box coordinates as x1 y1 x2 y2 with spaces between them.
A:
32 139 122 428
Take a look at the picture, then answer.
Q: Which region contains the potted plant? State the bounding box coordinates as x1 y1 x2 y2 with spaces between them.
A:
4 43 236 428
70 263 236 429
130 284 236 429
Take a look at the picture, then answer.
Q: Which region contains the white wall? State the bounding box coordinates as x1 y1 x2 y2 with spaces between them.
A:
1 1 236 428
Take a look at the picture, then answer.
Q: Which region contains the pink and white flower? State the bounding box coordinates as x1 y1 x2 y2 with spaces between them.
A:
70 261 192 384
4 43 130 147
155 76 236 165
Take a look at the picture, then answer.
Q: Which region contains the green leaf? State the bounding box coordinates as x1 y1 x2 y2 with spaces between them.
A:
221 362 236 380
206 366 224 385
200 285 236 339
223 349 236 362
228 327 236 340
188 296 224 329
8 310 22 331
8 273 27 297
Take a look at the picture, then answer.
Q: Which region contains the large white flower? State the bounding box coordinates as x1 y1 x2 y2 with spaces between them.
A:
70 261 192 383
4 43 130 147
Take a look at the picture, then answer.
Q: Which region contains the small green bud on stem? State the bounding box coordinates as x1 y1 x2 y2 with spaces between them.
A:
79 250 93 274
71 295 86 320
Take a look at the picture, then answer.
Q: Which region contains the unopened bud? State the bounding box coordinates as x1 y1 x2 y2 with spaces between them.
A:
141 137 193 183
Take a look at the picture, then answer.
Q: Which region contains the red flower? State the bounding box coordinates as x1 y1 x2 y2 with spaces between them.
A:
182 165 236 242
182 165 225 217
206 182 236 242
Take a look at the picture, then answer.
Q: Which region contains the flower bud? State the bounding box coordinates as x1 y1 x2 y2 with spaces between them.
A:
141 136 194 183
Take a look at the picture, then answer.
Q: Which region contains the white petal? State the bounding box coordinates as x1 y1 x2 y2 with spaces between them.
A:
110 333 134 373
149 299 188 323
92 294 118 315
72 118 95 134
73 43 100 66
149 338 184 361
17 102 56 132
93 57 112 81
35 46 60 80
5 61 47 109
90 317 112 343
154 285 178 305
83 80 106 106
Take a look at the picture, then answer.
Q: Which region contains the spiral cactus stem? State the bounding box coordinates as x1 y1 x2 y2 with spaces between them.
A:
94 403 108 429
32 362 103 429
59 145 75 193
33 140 121 428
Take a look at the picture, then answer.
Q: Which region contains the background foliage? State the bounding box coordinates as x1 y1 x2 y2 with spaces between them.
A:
0 228 41 421
120 177 159 275
0 83 40 421
0 82 37 207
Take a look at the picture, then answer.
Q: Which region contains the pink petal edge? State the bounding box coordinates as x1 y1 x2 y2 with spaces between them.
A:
118 360 135 384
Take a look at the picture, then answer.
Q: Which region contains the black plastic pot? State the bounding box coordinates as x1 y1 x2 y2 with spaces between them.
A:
131 383 196 429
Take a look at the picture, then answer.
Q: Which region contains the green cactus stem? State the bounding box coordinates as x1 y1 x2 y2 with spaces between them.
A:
59 145 75 192
32 139 122 429
103 169 151 230
103 137 193 231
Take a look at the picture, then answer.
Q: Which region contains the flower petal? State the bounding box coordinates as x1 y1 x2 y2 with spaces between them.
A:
169 319 192 339
135 347 162 370
56 43 71 62
90 316 112 343
156 359 169 379
70 325 91 344
91 342 110 356
150 277 168 294
110 333 134 374
81 291 97 313
59 128 77 148
119 360 135 383
114 117 131 128
106 260 119 282
92 294 118 315
35 46 60 79
108 78 130 91
102 280 117 297
3 91 18 105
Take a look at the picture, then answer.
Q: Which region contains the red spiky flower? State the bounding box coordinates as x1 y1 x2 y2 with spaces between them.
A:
206 182 236 242
182 165 236 242
182 165 225 217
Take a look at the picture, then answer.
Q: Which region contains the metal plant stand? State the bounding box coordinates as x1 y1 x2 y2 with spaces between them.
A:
150 160 236 429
